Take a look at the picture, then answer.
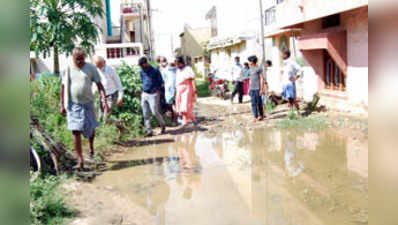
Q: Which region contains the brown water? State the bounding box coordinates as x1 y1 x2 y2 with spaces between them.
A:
94 128 368 225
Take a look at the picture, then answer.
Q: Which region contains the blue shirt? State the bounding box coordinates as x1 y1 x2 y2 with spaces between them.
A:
243 67 250 78
140 66 164 93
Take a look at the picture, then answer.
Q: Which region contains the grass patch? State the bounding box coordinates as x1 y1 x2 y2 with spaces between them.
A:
30 173 76 225
265 101 276 112
277 115 327 131
195 79 211 98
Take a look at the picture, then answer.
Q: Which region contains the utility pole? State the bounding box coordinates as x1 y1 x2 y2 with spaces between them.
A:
138 3 144 46
259 0 266 71
146 0 154 60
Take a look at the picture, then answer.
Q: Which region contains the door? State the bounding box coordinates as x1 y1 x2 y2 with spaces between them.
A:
324 51 346 91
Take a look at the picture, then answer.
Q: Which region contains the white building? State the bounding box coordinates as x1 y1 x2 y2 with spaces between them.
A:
205 0 263 81
30 0 149 75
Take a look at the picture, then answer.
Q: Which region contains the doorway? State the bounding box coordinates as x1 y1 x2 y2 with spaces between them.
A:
324 50 346 91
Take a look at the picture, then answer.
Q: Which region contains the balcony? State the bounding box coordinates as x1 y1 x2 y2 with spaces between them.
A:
275 0 368 29
95 43 144 67
122 3 141 21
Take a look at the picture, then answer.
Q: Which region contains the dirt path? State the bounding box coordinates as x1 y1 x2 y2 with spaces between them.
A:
63 97 368 225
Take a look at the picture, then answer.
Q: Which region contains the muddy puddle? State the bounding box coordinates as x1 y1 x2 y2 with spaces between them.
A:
94 127 368 225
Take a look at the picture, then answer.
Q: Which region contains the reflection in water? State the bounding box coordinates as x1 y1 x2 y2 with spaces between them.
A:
95 128 368 225
284 132 304 177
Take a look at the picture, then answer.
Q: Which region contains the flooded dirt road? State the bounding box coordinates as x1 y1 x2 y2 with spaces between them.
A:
88 126 368 225
66 98 368 225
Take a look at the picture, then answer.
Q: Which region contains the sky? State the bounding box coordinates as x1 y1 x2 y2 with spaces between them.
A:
151 0 216 58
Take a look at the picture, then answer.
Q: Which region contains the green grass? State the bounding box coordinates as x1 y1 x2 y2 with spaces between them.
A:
195 79 211 98
265 101 276 112
30 173 76 225
277 115 327 131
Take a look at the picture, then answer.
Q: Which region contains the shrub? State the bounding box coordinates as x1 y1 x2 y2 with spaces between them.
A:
30 173 76 225
112 62 146 138
30 63 147 158
30 77 74 149
195 79 211 98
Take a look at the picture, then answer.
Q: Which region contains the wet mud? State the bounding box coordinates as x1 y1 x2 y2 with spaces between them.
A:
66 97 368 225
93 127 368 225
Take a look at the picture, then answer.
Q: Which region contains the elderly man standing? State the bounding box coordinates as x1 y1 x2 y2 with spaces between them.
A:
93 56 124 120
138 57 166 137
60 47 109 170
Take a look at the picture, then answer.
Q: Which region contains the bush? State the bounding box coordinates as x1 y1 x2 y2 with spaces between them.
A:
30 173 76 225
30 77 74 149
112 62 146 138
195 79 211 98
30 63 147 157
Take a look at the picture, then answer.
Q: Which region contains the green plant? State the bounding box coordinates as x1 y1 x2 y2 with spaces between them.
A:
30 77 74 149
30 0 104 74
30 76 126 158
30 173 76 225
265 101 276 112
112 62 146 138
288 110 299 120
195 79 211 98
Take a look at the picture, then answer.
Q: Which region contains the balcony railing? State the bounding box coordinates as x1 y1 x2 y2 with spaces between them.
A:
95 43 144 67
121 3 141 19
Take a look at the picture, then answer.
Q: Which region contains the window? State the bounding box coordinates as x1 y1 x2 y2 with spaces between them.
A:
324 51 346 91
265 7 276 26
277 0 284 4
322 14 340 29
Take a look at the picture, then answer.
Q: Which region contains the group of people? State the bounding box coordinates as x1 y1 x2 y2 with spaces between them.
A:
59 47 198 169
229 50 303 122
59 46 302 169
138 56 198 138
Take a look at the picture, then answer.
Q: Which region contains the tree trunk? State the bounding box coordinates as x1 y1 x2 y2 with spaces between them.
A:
53 46 60 76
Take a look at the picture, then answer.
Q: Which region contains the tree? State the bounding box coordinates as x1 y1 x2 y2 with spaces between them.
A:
30 0 104 75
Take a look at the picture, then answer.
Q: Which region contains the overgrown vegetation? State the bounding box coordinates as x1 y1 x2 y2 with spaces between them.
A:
30 62 147 154
30 173 76 225
195 79 211 97
112 62 146 139
30 63 148 224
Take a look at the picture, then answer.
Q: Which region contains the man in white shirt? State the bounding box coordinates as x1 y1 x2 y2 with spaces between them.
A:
93 56 124 120
230 56 245 104
281 50 303 111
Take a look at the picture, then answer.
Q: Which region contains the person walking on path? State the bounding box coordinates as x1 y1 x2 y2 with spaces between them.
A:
138 57 167 137
281 50 303 112
242 62 250 96
60 47 109 170
230 56 245 104
160 57 178 123
248 55 265 122
93 56 124 121
175 56 198 127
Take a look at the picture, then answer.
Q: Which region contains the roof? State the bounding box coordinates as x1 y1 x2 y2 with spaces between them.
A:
206 36 249 50
264 28 302 38
187 27 211 45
